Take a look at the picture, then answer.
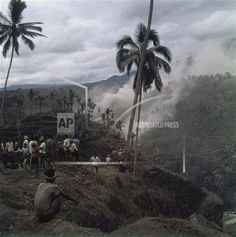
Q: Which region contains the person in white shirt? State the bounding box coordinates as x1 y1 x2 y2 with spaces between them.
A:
23 135 29 148
69 140 78 162
90 154 101 173
105 154 111 162
29 138 39 174
63 137 71 160
6 141 14 153
28 139 34 155
39 136 46 169
63 138 71 152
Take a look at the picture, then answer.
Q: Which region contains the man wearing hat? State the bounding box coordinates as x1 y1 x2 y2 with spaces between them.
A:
34 169 77 222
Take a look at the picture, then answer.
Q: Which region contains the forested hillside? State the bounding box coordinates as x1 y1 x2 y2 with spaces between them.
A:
141 73 236 209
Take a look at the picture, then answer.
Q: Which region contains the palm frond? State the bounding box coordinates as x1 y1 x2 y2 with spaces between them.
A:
116 49 127 72
14 38 19 55
142 65 155 91
3 36 12 57
149 29 160 46
135 23 146 45
21 35 34 50
20 29 46 38
0 23 11 31
8 0 27 24
116 35 139 50
154 71 163 92
0 31 11 44
18 21 43 25
18 24 43 32
155 45 172 62
127 60 135 75
155 57 171 74
116 48 139 73
0 12 11 25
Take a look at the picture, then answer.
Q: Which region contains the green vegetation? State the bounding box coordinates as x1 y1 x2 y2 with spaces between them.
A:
141 72 236 210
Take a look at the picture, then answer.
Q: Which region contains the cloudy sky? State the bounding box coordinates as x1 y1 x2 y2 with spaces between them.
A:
0 0 236 87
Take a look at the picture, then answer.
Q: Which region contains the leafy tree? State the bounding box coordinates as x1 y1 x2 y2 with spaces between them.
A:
0 0 46 122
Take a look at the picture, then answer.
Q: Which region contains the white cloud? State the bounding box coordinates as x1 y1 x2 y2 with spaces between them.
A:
191 10 236 39
0 0 236 88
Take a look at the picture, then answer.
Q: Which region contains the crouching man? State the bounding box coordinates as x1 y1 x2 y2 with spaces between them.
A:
34 169 77 222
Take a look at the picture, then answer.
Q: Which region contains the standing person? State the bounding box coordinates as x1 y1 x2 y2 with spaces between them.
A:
39 136 46 169
111 148 118 161
56 141 64 161
70 140 78 162
21 142 30 167
90 154 101 173
45 135 56 169
73 137 80 161
117 148 124 161
6 140 14 153
28 138 34 157
63 136 71 160
31 139 39 174
105 154 111 162
23 135 29 150
34 169 77 222
14 140 21 163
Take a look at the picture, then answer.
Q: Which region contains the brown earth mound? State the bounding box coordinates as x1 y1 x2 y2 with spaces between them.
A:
110 217 229 237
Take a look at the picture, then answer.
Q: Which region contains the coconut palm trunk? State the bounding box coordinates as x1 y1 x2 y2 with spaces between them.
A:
127 0 154 143
1 44 15 127
133 81 143 175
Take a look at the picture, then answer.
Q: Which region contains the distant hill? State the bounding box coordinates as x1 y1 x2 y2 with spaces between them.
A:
1 73 132 92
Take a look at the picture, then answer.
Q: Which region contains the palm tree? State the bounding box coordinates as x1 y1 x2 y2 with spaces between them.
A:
0 0 46 122
116 0 171 144
116 23 172 142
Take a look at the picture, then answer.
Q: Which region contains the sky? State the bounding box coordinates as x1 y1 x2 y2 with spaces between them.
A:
0 0 236 87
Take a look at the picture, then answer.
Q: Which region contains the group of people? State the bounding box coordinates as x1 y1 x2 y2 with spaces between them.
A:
89 148 125 173
0 135 80 173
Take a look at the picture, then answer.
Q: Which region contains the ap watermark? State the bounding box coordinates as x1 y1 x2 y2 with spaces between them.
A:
137 121 180 129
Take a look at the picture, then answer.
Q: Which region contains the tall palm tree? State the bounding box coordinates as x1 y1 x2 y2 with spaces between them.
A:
0 0 46 122
116 22 172 142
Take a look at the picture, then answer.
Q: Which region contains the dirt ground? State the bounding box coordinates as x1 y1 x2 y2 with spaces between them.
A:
0 165 230 237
